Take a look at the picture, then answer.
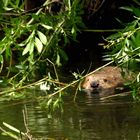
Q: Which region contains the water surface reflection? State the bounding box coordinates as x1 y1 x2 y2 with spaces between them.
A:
25 93 140 140
0 92 140 140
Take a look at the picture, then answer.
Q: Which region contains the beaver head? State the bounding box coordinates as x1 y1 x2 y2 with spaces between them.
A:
82 66 125 96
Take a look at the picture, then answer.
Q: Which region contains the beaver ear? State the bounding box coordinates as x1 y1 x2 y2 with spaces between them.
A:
103 79 108 82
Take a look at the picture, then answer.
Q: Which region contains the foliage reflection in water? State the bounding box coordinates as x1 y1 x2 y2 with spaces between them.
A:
1 91 140 140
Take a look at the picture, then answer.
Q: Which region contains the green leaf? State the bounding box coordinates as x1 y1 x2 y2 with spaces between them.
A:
35 37 43 53
53 98 59 110
3 7 14 11
0 55 3 63
134 32 140 47
37 31 47 45
56 53 61 66
2 0 8 7
47 98 53 106
22 40 34 55
3 122 25 136
26 30 35 43
29 40 35 55
137 73 140 82
71 26 75 34
119 6 133 12
20 30 35 49
133 7 140 17
122 6 140 17
40 24 53 30
22 44 29 55
1 131 19 139
59 48 68 62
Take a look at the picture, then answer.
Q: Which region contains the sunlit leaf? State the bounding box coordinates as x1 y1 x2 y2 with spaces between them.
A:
0 55 3 72
71 27 75 34
35 37 43 53
0 55 3 63
119 6 133 12
40 24 53 30
29 40 35 55
3 122 25 136
2 0 8 7
137 73 140 82
26 30 35 43
22 43 30 55
22 40 34 55
1 131 19 139
53 98 59 109
56 53 61 66
47 98 52 106
37 31 47 45
18 42 26 47
3 7 14 11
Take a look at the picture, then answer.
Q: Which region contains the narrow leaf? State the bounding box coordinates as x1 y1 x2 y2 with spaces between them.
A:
47 98 52 106
29 40 35 55
41 24 53 30
59 49 68 62
22 42 30 55
35 37 43 53
22 40 34 55
37 31 47 45
3 122 25 135
56 53 61 66
53 99 59 109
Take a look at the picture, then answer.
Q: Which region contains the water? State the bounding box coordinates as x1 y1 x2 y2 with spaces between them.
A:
0 92 140 140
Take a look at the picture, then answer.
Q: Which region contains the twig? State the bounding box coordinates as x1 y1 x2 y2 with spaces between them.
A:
82 61 113 78
48 61 113 98
0 62 113 98
74 82 82 102
83 29 122 32
100 91 131 100
48 78 80 98
0 76 67 95
47 58 59 81
23 105 33 140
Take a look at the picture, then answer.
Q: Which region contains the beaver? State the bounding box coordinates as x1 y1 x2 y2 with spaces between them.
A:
82 66 127 96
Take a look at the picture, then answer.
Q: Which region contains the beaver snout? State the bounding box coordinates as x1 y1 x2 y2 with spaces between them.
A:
82 66 127 96
90 80 99 88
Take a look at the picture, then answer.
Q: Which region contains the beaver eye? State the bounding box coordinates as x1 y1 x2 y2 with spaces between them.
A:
103 79 108 82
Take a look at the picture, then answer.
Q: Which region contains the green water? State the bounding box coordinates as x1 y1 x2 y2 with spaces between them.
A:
0 92 140 140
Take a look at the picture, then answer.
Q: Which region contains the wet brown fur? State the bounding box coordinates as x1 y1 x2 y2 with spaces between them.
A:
82 66 125 96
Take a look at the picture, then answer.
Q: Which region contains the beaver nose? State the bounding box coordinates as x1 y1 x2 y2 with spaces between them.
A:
90 81 99 88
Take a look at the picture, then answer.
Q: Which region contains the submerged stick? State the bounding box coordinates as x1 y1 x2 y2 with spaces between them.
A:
100 91 131 100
